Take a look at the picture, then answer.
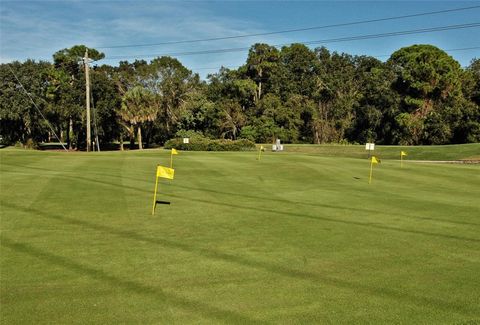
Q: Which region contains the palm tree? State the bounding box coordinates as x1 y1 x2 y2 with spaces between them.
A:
118 86 157 149
218 100 246 140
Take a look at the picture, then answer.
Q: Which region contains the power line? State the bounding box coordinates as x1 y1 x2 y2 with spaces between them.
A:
97 5 480 49
303 23 480 46
187 46 480 71
6 64 68 152
102 23 480 60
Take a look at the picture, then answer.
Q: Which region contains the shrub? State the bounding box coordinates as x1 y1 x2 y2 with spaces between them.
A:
239 125 257 142
164 136 255 151
174 129 205 140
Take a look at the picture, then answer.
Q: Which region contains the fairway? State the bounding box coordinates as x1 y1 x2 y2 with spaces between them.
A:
1 148 479 324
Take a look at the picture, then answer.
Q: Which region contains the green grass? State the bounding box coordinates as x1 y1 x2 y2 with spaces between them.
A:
1 148 479 324
275 143 480 160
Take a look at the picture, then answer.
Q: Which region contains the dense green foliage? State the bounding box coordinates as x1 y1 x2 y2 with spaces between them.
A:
1 149 479 323
0 60 53 147
1 44 479 148
164 136 255 151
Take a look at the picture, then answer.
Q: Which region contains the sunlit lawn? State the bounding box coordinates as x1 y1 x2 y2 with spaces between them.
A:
1 147 479 323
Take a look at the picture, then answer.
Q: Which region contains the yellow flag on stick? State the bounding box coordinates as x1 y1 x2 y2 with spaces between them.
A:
369 156 379 184
400 151 407 168
257 145 265 160
156 165 174 179
170 148 179 168
152 165 174 215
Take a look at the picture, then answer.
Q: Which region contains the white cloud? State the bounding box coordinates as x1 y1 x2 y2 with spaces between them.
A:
0 1 288 77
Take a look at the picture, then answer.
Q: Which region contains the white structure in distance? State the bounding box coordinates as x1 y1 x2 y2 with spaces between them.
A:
272 139 284 151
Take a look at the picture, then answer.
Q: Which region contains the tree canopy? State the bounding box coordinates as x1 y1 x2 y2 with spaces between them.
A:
1 43 478 149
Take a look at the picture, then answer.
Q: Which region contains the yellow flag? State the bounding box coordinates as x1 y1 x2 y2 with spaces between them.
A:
156 165 174 179
260 145 265 151
171 148 179 155
401 151 407 156
371 156 379 164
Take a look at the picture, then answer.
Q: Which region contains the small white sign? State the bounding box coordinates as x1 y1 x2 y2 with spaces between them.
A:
183 138 189 144
365 143 375 151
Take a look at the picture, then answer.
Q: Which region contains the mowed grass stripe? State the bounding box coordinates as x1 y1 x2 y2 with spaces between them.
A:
1 148 479 323
166 153 478 243
0 153 88 234
162 152 480 318
1 153 263 323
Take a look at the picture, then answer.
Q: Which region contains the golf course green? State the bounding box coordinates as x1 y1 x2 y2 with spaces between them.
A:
1 145 479 324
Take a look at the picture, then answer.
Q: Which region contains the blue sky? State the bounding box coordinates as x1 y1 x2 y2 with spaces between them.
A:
1 1 479 78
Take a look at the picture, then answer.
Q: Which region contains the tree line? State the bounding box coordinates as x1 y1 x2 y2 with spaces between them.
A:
1 43 479 149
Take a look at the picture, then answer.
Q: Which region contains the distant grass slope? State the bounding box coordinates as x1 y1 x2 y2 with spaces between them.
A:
1 148 479 324
269 143 480 160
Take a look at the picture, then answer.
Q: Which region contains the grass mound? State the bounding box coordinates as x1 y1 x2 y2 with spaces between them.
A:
278 143 480 160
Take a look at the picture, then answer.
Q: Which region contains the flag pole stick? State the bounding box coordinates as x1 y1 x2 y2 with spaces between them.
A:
257 147 262 160
401 153 403 168
369 160 374 184
170 152 173 168
152 175 159 215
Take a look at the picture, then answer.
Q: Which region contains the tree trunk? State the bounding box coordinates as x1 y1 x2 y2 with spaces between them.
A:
145 131 150 149
144 123 151 148
129 124 135 150
257 68 263 100
68 118 73 150
119 134 124 151
137 126 143 150
129 136 135 150
258 81 262 101
315 130 320 144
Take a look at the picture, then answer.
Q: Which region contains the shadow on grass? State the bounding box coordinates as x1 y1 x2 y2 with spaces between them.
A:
3 160 479 244
7 168 479 243
168 194 480 244
171 184 480 228
2 162 479 243
1 237 265 324
1 162 149 195
4 161 478 229
2 202 479 317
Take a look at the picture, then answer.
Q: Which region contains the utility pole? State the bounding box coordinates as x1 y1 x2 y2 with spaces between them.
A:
84 49 91 152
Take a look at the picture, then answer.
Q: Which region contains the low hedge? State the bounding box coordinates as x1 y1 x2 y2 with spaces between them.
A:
164 137 256 151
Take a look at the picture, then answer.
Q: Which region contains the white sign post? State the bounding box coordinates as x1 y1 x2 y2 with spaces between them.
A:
365 143 375 151
365 143 375 158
